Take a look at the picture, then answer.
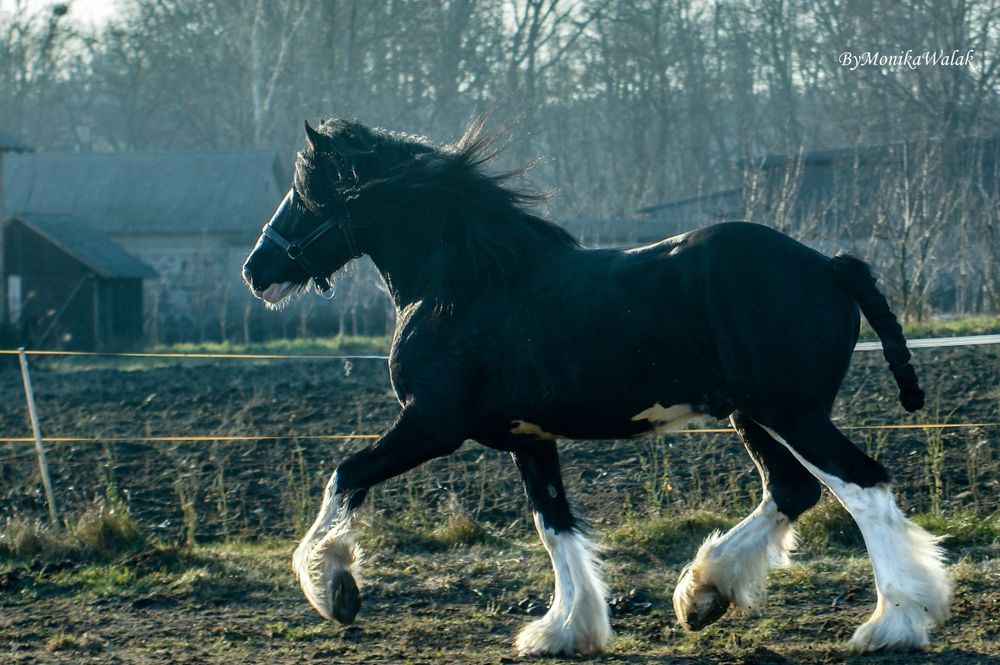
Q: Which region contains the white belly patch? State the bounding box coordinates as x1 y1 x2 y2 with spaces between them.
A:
510 420 561 440
631 403 702 433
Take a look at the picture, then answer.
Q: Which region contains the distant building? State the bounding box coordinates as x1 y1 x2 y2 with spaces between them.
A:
2 150 289 344
642 136 1000 235
4 214 157 349
640 136 1000 313
0 130 31 154
637 188 742 226
558 216 707 247
0 130 33 344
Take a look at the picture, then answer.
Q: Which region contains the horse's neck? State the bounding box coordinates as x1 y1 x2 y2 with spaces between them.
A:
367 213 574 311
367 233 437 310
375 263 424 311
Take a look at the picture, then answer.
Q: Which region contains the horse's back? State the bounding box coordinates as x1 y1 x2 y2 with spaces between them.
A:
616 222 853 333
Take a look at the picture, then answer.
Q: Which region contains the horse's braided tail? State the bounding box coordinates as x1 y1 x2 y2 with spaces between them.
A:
832 254 925 412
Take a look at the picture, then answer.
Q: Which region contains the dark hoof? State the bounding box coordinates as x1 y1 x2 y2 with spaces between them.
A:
683 589 730 631
330 570 361 624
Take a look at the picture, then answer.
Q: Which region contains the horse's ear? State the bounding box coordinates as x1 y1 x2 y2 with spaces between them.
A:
304 120 324 151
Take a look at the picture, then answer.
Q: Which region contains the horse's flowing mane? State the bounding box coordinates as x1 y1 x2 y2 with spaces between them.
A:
297 115 579 309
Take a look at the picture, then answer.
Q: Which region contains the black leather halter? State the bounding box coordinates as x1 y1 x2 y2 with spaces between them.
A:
261 190 360 298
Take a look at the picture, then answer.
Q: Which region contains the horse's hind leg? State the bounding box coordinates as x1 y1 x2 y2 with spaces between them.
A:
761 415 951 652
673 412 821 631
510 441 611 656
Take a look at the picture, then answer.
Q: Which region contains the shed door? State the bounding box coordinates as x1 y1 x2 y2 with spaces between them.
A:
7 275 21 324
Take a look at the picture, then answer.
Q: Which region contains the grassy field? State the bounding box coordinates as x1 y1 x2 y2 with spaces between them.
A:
2 507 999 664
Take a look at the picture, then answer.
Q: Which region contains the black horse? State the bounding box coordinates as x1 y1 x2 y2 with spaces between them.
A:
242 117 951 656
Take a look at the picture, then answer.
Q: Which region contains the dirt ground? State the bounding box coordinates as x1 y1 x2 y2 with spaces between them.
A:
1 344 999 663
1 344 998 537
1 536 999 664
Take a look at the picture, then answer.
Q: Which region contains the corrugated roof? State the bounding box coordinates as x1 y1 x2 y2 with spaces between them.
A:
740 135 1000 169
0 130 31 153
638 187 741 215
3 150 285 235
10 213 158 279
558 217 700 246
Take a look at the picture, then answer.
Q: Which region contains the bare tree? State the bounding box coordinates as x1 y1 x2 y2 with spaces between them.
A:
7 0 1000 327
0 1 75 141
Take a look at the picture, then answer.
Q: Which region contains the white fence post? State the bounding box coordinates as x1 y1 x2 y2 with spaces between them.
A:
17 348 60 531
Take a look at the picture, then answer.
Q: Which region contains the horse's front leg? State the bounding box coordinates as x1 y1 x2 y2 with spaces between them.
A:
511 441 611 656
293 406 462 624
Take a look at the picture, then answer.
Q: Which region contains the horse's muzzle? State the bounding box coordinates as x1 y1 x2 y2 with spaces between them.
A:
259 281 293 304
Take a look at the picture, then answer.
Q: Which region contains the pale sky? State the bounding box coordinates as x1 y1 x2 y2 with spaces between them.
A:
22 0 122 27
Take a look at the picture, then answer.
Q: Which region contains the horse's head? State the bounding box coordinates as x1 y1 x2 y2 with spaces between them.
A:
244 115 568 309
243 119 391 306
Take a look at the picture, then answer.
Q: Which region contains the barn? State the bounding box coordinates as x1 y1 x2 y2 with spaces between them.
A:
640 136 1000 313
1 149 290 343
3 213 157 349
642 136 1000 233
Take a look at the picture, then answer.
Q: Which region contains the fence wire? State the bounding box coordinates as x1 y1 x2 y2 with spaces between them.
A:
1 339 998 542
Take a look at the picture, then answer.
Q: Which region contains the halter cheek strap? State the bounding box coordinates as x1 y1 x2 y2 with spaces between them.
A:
262 213 361 297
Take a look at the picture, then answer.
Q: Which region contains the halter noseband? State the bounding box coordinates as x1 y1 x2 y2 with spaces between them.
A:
261 192 360 299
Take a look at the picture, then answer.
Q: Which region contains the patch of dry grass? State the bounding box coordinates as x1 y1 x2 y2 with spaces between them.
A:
0 498 144 564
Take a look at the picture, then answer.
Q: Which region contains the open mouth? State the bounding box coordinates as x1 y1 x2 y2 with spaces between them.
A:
257 281 294 304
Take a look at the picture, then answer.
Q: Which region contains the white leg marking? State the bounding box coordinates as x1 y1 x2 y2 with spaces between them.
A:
674 492 796 627
516 513 612 656
761 425 952 652
292 471 361 620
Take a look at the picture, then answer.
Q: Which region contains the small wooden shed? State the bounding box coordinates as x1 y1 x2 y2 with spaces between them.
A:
3 213 157 349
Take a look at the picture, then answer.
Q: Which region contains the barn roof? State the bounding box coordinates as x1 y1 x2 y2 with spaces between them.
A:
3 150 286 235
740 135 1000 169
0 130 31 153
637 187 742 218
558 217 702 246
10 214 158 279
